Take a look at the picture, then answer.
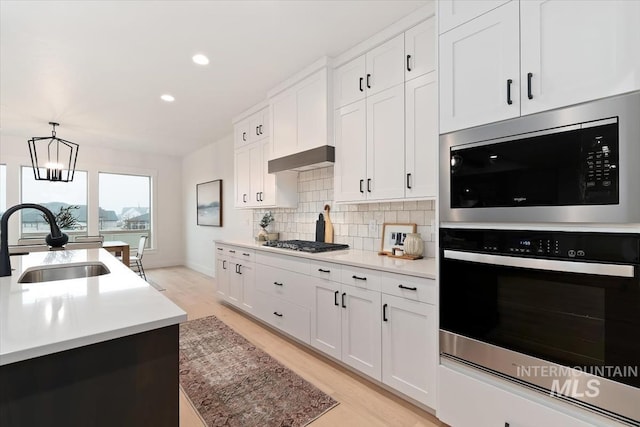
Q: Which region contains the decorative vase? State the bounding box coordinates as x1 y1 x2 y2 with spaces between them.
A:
403 233 423 257
257 227 268 241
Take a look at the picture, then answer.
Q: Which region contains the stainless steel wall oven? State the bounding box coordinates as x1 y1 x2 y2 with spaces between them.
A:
440 228 640 425
440 91 640 224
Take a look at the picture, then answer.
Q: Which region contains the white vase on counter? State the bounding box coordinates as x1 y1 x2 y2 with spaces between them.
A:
403 233 423 257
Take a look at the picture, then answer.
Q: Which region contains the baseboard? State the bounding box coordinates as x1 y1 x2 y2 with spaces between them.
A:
184 261 214 277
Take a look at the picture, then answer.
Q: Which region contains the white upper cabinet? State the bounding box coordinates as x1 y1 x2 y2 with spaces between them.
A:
439 0 640 133
405 72 437 199
334 100 367 202
438 0 510 34
520 0 640 116
334 35 404 109
365 34 405 96
366 84 405 200
334 55 366 109
269 63 330 159
439 1 520 134
404 17 436 82
233 105 297 209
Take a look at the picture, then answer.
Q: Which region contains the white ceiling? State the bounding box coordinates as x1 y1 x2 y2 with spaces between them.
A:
0 0 428 157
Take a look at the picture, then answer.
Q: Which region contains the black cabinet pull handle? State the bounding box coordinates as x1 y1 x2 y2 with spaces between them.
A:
505 424 510 427
236 265 242 274
229 250 236 254
243 194 247 203
334 290 339 306
406 54 412 72
242 253 250 257
341 292 347 308
259 124 263 135
273 281 283 286
222 260 226 269
527 72 533 99
217 247 223 251
406 173 412 189
383 303 388 321
366 73 371 88
273 312 283 317
398 284 418 291
359 77 364 92
234 264 238 273
367 178 371 192
352 275 367 281
359 179 364 193
260 192 263 201
256 126 259 136
318 268 331 273
507 79 513 105
242 132 246 141
256 193 260 201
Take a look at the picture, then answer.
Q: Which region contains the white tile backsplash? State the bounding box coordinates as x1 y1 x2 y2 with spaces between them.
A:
253 166 436 257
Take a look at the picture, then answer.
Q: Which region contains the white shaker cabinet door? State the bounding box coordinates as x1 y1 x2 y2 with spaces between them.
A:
438 0 511 34
405 17 436 82
366 84 405 201
270 91 297 159
365 34 405 96
215 256 229 298
405 72 437 199
310 279 342 361
439 0 520 133
382 295 436 408
334 100 367 202
334 55 366 109
234 146 252 207
520 0 640 116
249 142 263 206
341 284 382 381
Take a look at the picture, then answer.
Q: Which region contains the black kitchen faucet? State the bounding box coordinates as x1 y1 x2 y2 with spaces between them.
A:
0 203 69 277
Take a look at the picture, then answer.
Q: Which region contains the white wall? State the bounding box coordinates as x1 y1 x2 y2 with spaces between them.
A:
182 133 252 276
0 134 184 269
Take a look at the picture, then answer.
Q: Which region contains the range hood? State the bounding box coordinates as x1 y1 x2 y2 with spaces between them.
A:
268 146 335 173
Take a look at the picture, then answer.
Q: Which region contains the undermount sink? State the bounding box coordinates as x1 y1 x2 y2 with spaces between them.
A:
18 262 111 283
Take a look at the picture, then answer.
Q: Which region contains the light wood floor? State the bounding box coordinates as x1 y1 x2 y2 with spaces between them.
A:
147 266 445 427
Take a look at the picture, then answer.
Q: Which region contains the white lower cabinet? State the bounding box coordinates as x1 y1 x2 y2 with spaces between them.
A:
341 283 382 380
382 294 436 408
439 365 596 427
216 247 438 410
215 245 255 313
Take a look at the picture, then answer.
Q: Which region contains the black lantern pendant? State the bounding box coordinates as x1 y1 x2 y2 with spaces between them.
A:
28 122 79 182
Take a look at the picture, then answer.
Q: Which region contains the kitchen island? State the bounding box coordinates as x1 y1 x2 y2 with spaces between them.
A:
0 249 187 426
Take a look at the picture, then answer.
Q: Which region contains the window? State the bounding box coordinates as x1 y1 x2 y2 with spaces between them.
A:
99 172 151 248
0 164 6 216
21 166 88 236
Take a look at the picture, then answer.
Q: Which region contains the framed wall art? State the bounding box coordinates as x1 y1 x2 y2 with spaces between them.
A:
196 179 222 227
379 223 417 255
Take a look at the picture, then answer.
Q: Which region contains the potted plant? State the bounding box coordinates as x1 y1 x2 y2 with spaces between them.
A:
258 211 275 241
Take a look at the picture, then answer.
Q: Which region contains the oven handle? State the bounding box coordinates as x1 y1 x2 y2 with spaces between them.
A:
443 250 635 278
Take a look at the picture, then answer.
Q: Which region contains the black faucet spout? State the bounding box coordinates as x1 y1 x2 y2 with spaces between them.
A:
0 203 69 277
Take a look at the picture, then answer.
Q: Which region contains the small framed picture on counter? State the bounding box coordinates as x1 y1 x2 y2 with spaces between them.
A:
196 179 222 227
379 223 416 255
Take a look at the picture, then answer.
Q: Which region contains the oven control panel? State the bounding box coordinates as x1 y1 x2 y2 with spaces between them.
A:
441 228 639 263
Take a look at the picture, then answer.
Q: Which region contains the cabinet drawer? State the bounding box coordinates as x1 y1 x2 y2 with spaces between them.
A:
309 261 341 282
255 252 310 275
255 264 312 308
340 266 381 291
381 272 436 304
255 291 310 344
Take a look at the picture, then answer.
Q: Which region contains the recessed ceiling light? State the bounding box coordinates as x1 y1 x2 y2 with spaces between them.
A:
192 54 209 65
161 94 175 102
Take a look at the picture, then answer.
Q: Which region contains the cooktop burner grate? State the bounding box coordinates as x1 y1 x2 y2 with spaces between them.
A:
263 240 349 253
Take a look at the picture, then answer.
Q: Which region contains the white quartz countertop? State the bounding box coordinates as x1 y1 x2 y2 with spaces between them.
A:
0 249 187 366
216 239 437 279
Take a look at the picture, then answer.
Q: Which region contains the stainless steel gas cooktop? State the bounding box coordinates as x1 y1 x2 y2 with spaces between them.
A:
263 240 349 253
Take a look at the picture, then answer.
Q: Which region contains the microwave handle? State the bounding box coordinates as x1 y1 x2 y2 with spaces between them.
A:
443 250 635 278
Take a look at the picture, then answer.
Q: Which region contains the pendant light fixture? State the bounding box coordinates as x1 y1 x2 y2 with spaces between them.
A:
28 122 79 182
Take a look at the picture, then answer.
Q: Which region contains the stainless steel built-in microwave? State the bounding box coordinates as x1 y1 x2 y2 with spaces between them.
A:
440 91 640 224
